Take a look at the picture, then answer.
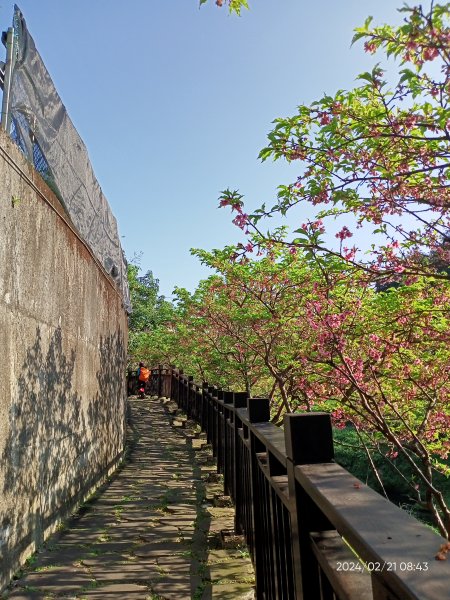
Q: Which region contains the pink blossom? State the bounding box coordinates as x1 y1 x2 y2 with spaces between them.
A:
343 247 356 261
404 115 417 129
336 226 353 240
364 41 377 54
423 46 439 61
368 347 382 361
319 113 331 125
393 265 405 273
331 408 347 429
311 219 325 233
232 213 248 230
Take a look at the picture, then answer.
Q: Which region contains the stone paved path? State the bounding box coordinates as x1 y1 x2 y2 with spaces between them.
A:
2 397 255 600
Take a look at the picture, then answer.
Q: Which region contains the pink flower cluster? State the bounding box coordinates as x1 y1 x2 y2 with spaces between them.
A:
335 226 353 240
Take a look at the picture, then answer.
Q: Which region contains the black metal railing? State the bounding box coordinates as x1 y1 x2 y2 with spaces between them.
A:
143 366 450 600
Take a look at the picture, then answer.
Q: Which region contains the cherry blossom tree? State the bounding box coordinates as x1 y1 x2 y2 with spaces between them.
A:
220 2 450 281
208 3 450 533
172 279 265 389
191 246 323 415
141 239 450 534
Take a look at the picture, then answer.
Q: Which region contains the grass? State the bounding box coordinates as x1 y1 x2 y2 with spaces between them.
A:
153 489 173 514
192 582 207 600
24 554 37 567
237 547 250 559
33 564 58 573
120 494 142 502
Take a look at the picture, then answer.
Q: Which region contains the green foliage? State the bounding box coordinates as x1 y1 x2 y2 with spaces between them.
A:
200 0 249 15
335 427 450 529
127 263 175 367
128 265 171 332
229 2 450 282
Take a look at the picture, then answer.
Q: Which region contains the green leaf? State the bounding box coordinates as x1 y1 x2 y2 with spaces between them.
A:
399 68 415 83
351 30 367 45
258 148 273 161
357 71 374 83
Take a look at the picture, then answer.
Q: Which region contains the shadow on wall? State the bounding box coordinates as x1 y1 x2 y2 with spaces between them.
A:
0 325 126 585
92 330 127 471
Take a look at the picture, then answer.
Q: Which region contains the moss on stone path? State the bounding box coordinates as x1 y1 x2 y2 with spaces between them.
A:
2 397 255 600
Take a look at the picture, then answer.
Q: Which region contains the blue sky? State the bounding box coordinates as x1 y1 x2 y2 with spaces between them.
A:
2 0 403 298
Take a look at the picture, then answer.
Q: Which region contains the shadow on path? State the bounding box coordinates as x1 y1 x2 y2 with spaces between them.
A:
2 396 254 599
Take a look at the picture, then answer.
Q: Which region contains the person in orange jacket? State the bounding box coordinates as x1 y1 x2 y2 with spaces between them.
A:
137 362 150 397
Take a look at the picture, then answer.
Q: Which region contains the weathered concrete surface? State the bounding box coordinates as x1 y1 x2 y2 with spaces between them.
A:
1 398 255 599
0 128 128 591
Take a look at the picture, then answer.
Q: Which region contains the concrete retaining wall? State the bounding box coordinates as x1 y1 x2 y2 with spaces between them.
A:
0 128 128 590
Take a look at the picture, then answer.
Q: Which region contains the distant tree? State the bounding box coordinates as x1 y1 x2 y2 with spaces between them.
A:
128 265 159 332
127 264 174 366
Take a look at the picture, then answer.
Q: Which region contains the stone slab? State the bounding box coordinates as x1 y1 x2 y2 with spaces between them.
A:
81 583 150 598
202 582 256 599
17 567 93 593
209 559 255 582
